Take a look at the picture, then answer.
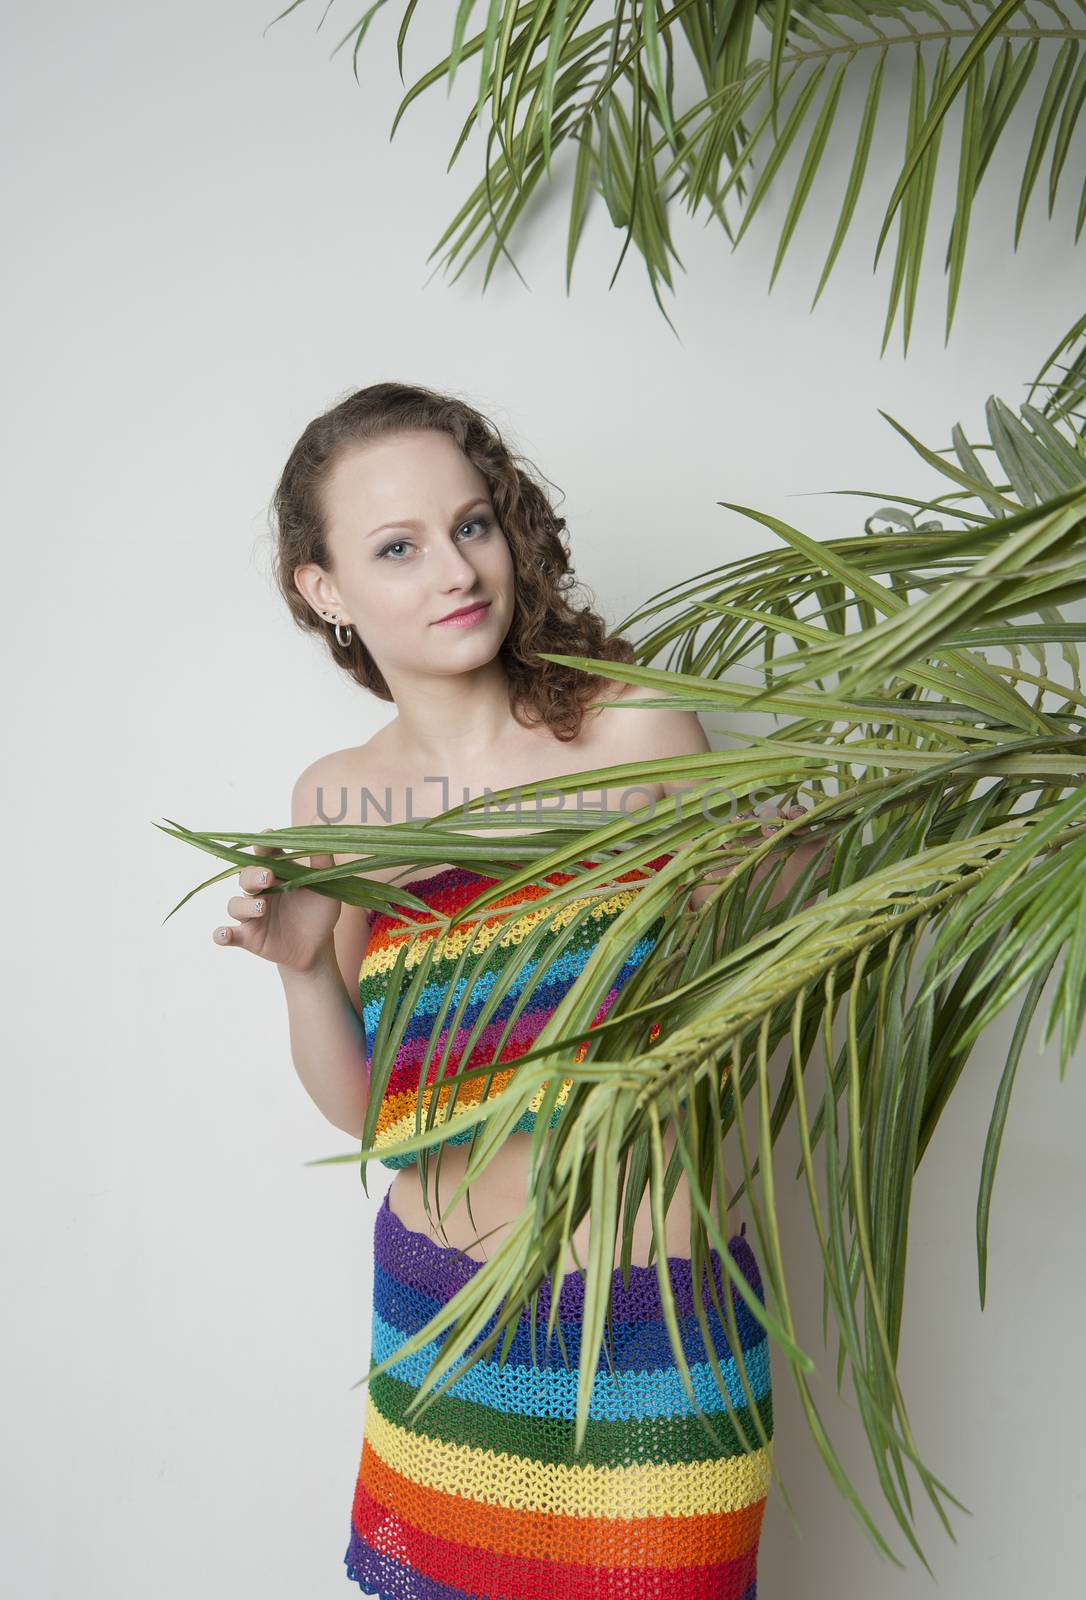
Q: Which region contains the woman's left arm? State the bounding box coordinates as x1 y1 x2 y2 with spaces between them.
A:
686 810 834 912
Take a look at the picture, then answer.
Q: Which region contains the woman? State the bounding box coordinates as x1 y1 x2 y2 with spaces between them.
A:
213 382 815 1599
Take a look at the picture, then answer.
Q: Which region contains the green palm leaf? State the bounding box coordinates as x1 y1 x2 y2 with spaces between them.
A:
1028 309 1086 430
274 0 1085 345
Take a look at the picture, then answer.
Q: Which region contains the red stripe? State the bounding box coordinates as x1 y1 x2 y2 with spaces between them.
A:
353 1484 760 1600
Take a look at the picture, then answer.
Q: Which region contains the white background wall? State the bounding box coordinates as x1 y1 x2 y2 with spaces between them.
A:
3 2 1083 1595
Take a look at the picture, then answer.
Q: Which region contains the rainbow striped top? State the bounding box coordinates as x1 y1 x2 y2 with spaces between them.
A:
357 853 674 1168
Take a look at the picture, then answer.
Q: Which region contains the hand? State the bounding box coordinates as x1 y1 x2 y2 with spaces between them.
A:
212 827 342 974
736 804 809 838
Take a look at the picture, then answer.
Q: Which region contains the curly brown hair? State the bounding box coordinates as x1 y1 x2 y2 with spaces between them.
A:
270 380 638 742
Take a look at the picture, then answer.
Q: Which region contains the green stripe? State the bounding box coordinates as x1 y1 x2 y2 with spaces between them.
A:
369 1368 774 1468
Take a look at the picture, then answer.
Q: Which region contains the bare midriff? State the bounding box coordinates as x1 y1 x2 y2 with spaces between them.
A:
386 1124 745 1268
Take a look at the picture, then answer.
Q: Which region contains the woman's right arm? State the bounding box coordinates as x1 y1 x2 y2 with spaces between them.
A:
212 751 372 1140
280 754 372 1139
277 949 369 1140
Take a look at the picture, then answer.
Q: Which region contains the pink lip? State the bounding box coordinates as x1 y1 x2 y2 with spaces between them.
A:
433 600 491 626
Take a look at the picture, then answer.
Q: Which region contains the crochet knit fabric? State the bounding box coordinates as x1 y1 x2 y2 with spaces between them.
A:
357 854 676 1169
344 1190 774 1599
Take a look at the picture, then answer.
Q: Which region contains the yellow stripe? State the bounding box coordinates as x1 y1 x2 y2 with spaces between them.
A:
360 886 642 982
375 1070 575 1147
363 1396 773 1519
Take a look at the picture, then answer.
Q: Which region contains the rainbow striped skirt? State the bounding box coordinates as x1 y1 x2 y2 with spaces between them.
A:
344 1189 773 1600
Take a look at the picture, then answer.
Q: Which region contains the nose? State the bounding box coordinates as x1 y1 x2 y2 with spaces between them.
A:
433 537 480 589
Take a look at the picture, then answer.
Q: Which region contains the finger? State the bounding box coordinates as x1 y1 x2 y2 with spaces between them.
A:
241 826 284 888
249 826 285 858
758 808 781 837
226 894 268 920
212 920 255 947
763 806 808 837
732 806 776 837
240 859 278 893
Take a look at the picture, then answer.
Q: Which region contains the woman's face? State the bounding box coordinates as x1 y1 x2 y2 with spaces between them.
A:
304 429 516 686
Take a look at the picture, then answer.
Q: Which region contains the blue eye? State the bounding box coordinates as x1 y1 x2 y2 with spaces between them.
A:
376 517 491 560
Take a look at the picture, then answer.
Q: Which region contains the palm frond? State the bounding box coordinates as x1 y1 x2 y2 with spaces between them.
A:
166 380 1085 1561
275 0 1084 344
1028 308 1086 431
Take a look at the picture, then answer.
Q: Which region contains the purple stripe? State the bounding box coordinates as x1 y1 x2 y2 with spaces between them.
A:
345 1527 471 1600
345 1526 761 1600
373 1189 763 1328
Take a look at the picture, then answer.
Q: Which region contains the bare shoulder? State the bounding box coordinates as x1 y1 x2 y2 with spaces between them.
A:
288 739 390 1018
290 733 395 871
593 677 711 766
290 732 389 830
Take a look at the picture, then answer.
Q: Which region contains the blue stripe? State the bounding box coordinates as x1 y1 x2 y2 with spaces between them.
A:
364 932 659 1046
368 1308 771 1421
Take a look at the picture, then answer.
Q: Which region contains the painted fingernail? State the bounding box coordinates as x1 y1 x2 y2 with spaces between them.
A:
259 870 269 885
253 900 264 914
217 928 230 941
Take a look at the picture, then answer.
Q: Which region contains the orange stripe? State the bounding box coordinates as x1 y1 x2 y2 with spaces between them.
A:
379 1065 518 1126
359 1440 767 1568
